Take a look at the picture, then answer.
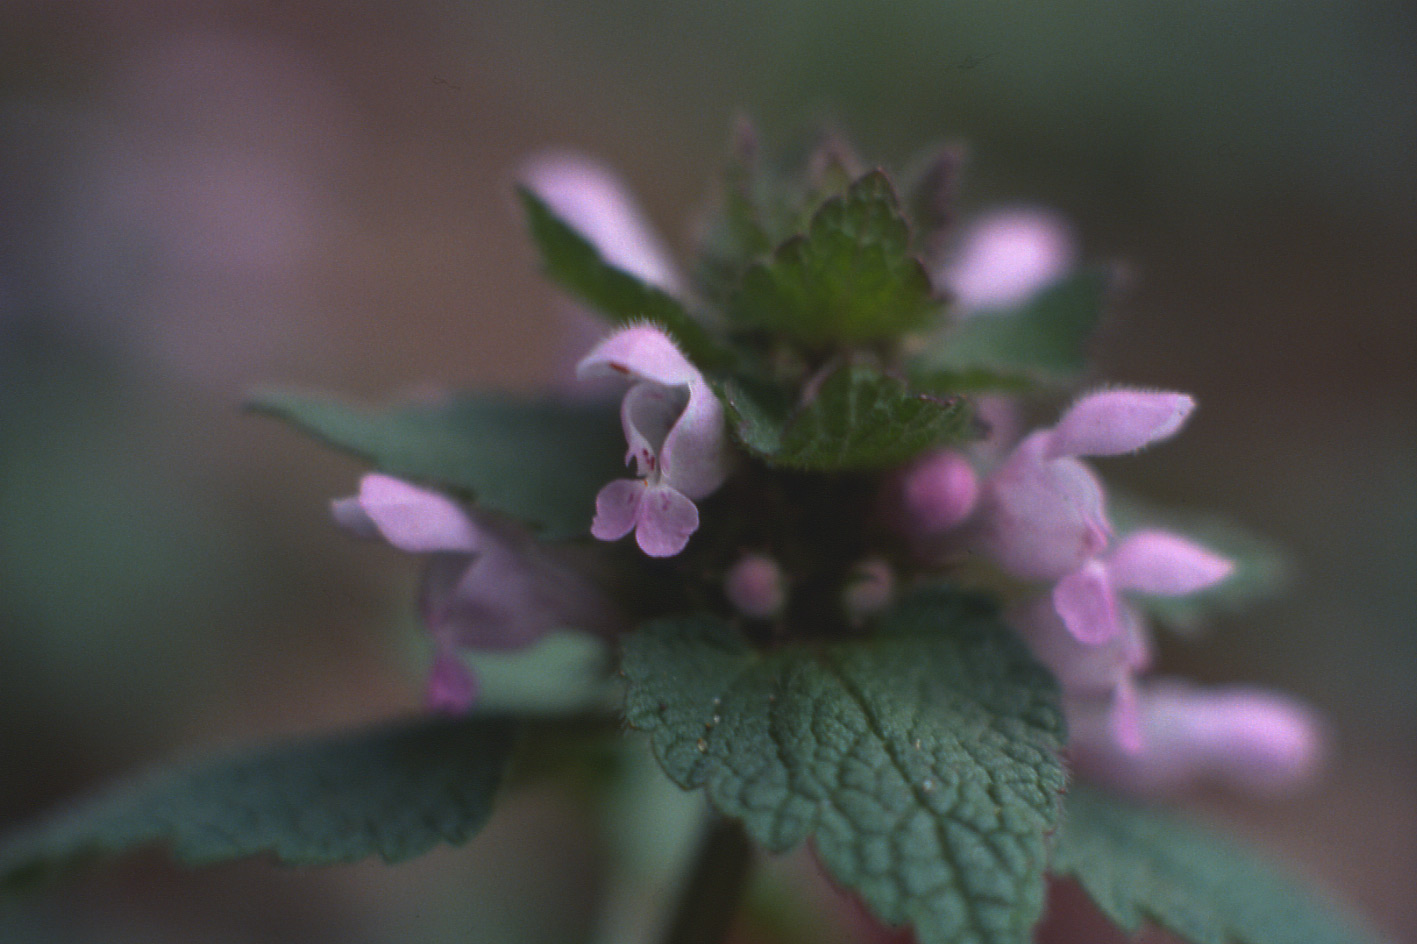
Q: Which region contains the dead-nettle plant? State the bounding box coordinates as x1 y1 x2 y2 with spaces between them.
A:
0 129 1383 944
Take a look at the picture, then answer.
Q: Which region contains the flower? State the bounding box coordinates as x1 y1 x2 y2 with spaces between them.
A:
577 325 728 557
520 152 683 294
974 388 1214 643
1009 593 1153 752
1069 679 1326 796
939 208 1077 313
333 473 612 713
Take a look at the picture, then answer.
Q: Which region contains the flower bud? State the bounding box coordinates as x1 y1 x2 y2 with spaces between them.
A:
724 553 787 620
899 449 979 536
843 558 895 623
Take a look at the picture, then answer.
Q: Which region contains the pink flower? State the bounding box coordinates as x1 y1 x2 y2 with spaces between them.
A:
940 208 1077 312
577 325 728 557
1070 679 1326 796
1009 594 1152 753
333 474 612 713
975 389 1221 644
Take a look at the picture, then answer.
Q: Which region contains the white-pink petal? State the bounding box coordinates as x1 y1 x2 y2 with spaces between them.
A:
975 433 1111 580
635 484 699 557
1044 389 1195 459
351 474 481 554
520 152 683 294
1052 560 1123 644
590 479 645 542
576 324 700 388
1107 530 1234 596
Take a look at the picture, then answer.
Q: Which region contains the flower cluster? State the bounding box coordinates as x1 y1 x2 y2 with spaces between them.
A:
325 148 1322 801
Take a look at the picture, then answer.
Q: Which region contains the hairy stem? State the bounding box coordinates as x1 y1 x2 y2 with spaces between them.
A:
660 816 754 944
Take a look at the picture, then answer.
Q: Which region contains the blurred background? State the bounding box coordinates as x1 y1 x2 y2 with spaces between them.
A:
1 2 1413 942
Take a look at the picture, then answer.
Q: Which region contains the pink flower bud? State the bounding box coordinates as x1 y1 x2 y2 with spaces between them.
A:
725 553 787 619
899 449 979 535
843 558 895 623
1043 389 1195 459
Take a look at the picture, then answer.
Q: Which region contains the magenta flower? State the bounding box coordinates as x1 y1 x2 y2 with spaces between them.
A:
578 325 728 557
1069 680 1326 796
1009 594 1153 752
975 388 1219 643
333 474 612 713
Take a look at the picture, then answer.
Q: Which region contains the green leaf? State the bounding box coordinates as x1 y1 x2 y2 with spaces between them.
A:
727 171 941 346
720 365 972 470
1052 785 1385 944
248 391 625 540
0 716 516 891
518 187 728 369
915 268 1111 387
622 587 1068 944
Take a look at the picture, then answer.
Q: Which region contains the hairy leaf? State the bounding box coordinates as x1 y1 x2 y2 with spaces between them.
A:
622 587 1068 944
720 365 971 470
728 171 941 346
0 717 516 892
518 187 727 368
1053 785 1384 944
916 268 1111 387
249 391 624 540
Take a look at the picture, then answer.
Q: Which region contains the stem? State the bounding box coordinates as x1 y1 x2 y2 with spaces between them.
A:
660 816 754 944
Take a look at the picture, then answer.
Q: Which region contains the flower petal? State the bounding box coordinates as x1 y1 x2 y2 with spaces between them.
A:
1106 529 1234 596
426 647 478 715
591 478 645 542
354 474 481 553
520 152 683 293
941 208 1076 312
576 324 700 387
1043 389 1195 459
975 433 1111 579
634 484 699 557
621 381 689 473
1052 560 1122 644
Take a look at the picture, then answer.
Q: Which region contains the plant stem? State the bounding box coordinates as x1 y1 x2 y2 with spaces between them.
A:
660 816 754 944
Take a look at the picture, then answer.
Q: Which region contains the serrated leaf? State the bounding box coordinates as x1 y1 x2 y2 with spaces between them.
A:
249 391 625 540
622 587 1068 944
915 268 1111 386
720 365 971 471
727 171 941 346
518 187 728 369
1052 785 1385 944
0 717 516 892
